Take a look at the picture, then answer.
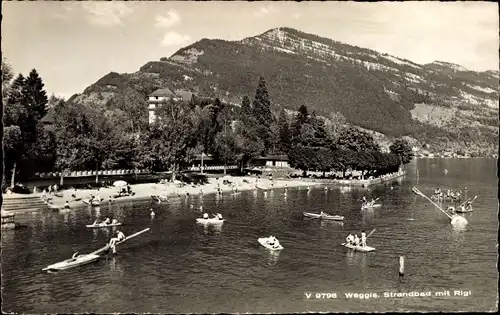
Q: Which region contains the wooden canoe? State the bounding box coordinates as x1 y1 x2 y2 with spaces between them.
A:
42 254 101 271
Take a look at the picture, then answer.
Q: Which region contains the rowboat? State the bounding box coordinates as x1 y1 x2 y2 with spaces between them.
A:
321 214 344 221
83 199 100 206
86 222 122 228
342 243 376 252
258 237 284 250
196 218 225 224
303 212 322 218
151 195 169 202
361 203 381 209
303 212 344 221
42 253 101 271
455 207 473 213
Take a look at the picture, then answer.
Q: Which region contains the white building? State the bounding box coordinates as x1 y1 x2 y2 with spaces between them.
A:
148 88 181 124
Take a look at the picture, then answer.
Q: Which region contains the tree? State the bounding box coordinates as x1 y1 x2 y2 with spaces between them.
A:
22 69 48 129
277 109 291 154
233 118 265 172
389 138 414 165
4 126 23 187
337 127 380 152
149 100 197 178
240 95 252 119
252 76 273 151
2 58 14 103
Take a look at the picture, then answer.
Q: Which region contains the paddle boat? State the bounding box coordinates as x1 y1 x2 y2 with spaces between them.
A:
342 243 376 252
196 217 225 224
258 236 283 250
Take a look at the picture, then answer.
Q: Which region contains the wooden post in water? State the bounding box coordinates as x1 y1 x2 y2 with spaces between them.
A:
399 256 405 277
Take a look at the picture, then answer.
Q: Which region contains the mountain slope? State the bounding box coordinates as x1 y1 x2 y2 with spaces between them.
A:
71 27 499 155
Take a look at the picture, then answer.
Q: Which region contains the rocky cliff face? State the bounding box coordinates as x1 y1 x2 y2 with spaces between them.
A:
71 27 499 155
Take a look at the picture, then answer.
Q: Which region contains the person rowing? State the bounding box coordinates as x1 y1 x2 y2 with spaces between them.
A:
216 213 223 220
459 205 466 212
203 213 209 219
361 230 367 248
109 230 126 254
112 218 118 224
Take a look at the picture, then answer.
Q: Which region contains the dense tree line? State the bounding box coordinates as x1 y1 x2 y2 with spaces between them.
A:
2 58 415 189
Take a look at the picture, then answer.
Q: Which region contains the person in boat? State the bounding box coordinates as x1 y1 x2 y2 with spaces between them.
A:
112 218 118 224
150 209 155 217
101 217 111 226
268 236 277 246
459 205 466 212
361 230 367 248
362 196 367 207
346 233 354 245
42 189 47 201
109 230 126 253
216 213 223 220
353 235 360 246
71 188 77 200
203 213 209 219
64 201 70 209
465 200 472 210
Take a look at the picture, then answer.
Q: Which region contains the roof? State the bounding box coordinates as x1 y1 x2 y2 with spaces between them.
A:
175 89 194 102
257 155 289 161
149 88 175 97
192 154 214 161
40 108 55 124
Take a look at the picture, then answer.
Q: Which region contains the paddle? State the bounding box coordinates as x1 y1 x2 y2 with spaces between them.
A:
412 187 453 220
366 228 377 239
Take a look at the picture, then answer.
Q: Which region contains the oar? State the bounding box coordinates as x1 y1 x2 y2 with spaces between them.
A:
468 195 478 205
366 228 376 239
119 228 150 244
412 187 453 220
458 195 475 208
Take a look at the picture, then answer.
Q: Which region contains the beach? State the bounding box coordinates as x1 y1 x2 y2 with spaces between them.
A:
39 176 322 209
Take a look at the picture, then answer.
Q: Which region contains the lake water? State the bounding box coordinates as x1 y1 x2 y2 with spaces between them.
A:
2 158 498 313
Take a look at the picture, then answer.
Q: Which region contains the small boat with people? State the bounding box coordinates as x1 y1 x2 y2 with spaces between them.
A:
86 218 122 228
361 203 381 209
258 236 283 250
151 194 169 202
342 229 376 252
196 212 224 224
361 196 381 209
303 211 344 221
42 228 150 271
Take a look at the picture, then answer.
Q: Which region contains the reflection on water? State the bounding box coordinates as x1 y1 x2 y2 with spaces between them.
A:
1 159 498 313
266 250 281 266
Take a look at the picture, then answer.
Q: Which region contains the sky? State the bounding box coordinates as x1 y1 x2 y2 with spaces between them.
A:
2 1 498 99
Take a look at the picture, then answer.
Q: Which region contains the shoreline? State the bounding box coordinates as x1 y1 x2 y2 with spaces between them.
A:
299 171 405 187
35 176 322 210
